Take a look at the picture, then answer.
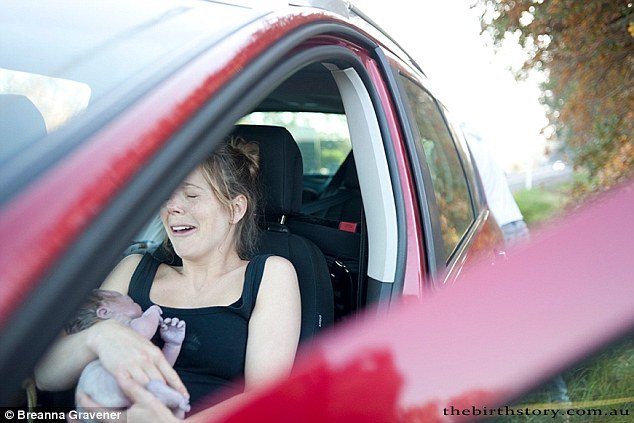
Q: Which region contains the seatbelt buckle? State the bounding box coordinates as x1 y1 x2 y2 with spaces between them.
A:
338 221 358 233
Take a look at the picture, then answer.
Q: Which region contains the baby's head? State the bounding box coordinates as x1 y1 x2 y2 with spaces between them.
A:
65 289 143 334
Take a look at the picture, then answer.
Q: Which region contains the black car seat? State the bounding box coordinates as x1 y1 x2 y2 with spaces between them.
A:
230 124 334 342
289 153 365 322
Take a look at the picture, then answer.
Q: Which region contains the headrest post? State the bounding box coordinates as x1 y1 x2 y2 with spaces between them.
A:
279 215 287 225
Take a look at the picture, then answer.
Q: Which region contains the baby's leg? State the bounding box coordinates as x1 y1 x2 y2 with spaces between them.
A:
129 305 162 339
76 361 130 408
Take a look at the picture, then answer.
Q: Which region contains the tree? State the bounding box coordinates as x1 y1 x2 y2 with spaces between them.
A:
477 0 633 198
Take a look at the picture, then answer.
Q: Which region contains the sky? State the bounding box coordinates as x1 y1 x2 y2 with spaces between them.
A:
351 0 549 171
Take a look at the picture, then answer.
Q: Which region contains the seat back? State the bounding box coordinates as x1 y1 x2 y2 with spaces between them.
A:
291 151 364 322
230 125 334 342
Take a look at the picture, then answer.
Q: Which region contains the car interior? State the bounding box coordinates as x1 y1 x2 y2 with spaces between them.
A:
237 61 399 328
34 59 400 408
129 61 399 331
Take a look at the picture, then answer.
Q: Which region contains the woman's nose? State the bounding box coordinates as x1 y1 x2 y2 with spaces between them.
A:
165 195 183 214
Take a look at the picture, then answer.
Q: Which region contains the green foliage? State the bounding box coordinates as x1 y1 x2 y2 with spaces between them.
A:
513 185 567 227
319 142 348 173
496 339 634 422
565 338 634 408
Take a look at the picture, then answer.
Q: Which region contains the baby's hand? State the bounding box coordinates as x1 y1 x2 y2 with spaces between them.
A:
160 317 186 346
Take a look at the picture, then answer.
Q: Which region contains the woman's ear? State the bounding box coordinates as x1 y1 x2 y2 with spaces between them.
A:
96 306 112 320
230 194 248 224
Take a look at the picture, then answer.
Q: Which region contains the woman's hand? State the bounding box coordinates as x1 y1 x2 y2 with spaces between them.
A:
88 319 189 399
75 379 179 423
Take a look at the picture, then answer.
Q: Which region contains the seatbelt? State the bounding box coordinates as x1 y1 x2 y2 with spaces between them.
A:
319 152 353 198
300 190 357 215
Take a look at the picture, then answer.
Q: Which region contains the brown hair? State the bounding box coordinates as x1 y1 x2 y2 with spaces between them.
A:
65 289 122 334
200 136 261 259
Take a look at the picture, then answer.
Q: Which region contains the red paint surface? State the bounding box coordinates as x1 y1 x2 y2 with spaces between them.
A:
364 55 427 299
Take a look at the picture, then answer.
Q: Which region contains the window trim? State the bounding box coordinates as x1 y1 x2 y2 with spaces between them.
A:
328 65 399 284
390 71 445 280
390 70 479 282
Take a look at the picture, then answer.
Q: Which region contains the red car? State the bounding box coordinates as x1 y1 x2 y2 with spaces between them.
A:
1 0 631 420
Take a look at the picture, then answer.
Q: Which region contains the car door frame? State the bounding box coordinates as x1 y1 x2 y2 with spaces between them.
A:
0 19 409 403
381 58 484 288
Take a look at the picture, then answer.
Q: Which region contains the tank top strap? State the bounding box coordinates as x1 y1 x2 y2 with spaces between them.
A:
240 254 273 318
128 253 161 310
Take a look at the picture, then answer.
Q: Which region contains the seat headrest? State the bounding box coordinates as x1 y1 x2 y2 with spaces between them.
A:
230 125 303 218
0 94 47 158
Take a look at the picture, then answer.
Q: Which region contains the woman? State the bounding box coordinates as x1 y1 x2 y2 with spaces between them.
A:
35 138 302 418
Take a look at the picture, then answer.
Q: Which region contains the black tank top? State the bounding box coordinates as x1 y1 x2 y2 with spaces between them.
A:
127 253 271 408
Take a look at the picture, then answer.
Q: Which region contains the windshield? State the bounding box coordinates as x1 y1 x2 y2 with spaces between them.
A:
0 69 91 162
0 0 264 164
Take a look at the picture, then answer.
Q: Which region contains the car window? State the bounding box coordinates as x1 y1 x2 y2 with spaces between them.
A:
0 69 91 162
239 112 351 177
443 107 483 211
0 1 265 164
399 76 475 262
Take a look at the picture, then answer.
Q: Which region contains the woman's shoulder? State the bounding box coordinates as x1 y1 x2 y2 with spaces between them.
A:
258 254 295 273
249 254 300 324
258 255 298 290
100 253 145 293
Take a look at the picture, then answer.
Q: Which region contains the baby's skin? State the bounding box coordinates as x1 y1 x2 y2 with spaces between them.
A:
74 297 190 418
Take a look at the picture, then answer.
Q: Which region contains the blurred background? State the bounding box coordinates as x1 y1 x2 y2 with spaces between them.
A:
352 1 633 419
352 0 632 228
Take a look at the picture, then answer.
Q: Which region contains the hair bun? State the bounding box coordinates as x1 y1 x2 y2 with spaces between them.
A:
229 136 260 179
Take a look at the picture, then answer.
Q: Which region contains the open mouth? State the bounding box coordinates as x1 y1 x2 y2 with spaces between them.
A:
170 225 196 235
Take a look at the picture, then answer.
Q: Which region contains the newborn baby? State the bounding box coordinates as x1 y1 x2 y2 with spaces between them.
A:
66 289 190 418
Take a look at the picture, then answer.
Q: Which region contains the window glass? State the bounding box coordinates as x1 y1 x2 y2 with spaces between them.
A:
240 112 351 176
1 1 262 163
400 76 474 261
0 68 91 162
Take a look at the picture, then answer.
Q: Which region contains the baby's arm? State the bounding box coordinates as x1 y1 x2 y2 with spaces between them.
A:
129 305 163 339
159 318 186 366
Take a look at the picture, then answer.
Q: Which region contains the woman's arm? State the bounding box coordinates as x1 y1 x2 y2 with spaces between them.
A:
34 326 99 391
34 254 188 397
68 255 301 422
34 254 141 390
244 255 301 388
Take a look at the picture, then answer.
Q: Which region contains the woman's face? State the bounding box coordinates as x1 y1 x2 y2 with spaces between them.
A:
160 167 234 260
